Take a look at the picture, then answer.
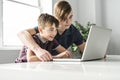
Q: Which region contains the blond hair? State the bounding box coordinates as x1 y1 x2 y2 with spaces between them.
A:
54 0 72 21
38 13 59 28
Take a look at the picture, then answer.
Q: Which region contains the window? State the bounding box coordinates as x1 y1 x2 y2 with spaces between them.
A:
1 0 52 48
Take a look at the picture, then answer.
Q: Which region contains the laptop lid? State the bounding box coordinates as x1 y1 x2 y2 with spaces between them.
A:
81 26 112 61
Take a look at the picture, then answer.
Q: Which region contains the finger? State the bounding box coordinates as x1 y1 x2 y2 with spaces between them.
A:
39 56 44 62
41 51 52 61
44 53 52 61
68 52 72 57
66 53 71 58
40 56 47 62
64 52 69 58
66 51 71 58
46 52 53 60
41 50 52 61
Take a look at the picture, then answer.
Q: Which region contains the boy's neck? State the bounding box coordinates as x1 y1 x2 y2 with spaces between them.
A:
38 33 47 43
58 28 66 35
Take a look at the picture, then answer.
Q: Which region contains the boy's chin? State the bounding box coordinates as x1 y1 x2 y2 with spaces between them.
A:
48 38 54 41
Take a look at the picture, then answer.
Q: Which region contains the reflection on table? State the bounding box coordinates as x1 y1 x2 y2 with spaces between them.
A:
0 55 120 80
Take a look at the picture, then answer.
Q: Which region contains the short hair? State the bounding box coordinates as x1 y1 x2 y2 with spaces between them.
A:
38 13 59 28
54 0 72 21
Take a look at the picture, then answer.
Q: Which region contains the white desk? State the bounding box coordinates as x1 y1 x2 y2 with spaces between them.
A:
0 55 120 80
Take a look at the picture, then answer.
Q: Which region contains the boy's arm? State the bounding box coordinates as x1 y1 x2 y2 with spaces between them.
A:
27 48 41 62
17 28 53 61
17 28 40 52
27 48 53 62
53 45 72 58
78 42 85 53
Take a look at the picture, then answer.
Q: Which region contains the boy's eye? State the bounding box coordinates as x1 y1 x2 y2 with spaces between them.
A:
50 29 54 31
49 28 54 31
69 15 73 19
49 28 57 32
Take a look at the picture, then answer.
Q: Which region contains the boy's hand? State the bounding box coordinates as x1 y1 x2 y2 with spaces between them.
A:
34 48 53 61
54 50 72 58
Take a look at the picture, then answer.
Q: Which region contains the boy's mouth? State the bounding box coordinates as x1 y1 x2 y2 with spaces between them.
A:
65 25 70 28
49 36 54 39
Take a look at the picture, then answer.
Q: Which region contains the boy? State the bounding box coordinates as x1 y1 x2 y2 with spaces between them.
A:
15 13 71 63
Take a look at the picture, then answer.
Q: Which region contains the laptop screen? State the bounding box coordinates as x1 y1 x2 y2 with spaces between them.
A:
81 26 112 61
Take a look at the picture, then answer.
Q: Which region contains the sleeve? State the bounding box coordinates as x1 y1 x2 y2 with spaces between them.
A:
34 26 39 33
32 34 42 46
73 29 84 46
52 39 60 49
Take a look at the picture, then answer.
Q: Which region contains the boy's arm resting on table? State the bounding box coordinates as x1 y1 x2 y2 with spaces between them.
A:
17 28 53 61
54 42 85 59
27 49 41 62
27 48 53 62
53 45 72 58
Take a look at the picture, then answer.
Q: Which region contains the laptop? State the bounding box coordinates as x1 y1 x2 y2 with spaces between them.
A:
53 26 112 62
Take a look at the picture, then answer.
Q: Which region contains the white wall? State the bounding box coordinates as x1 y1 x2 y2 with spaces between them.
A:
99 0 120 55
78 0 96 25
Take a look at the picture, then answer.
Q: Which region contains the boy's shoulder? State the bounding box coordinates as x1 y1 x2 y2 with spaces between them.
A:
69 24 79 31
32 33 43 44
32 33 40 38
65 24 80 35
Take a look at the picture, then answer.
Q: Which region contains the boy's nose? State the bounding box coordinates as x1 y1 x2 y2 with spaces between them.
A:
52 31 57 36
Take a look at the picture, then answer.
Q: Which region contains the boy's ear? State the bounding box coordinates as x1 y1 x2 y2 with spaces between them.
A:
38 26 43 32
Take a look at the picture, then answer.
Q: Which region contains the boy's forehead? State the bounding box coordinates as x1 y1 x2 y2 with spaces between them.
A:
45 24 56 29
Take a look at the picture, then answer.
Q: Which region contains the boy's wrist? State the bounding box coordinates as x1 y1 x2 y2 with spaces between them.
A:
32 46 42 55
52 55 59 59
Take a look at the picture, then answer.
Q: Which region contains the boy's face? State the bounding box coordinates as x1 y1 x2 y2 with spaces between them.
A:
59 11 73 30
40 24 57 41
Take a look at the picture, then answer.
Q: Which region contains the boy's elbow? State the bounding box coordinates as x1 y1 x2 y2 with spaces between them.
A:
17 28 36 38
27 58 33 62
27 57 34 62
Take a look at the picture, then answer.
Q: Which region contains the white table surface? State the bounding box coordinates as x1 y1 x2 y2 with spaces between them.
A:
0 55 120 80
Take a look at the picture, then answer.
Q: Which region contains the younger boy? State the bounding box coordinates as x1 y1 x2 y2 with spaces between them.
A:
15 13 71 63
